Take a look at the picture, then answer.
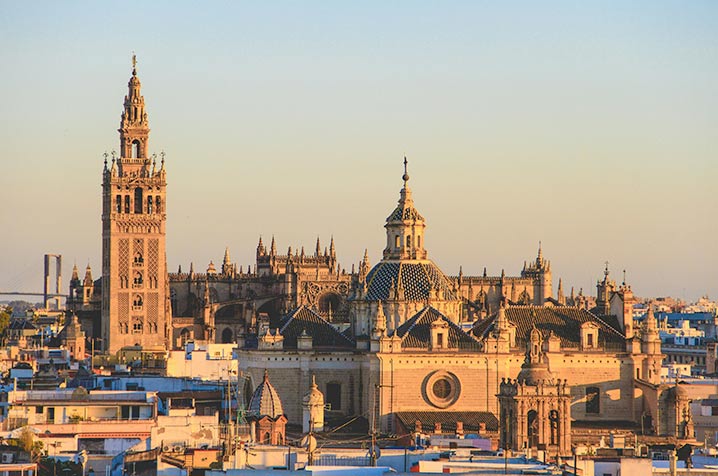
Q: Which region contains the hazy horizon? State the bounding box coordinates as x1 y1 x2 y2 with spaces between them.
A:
1 1 716 302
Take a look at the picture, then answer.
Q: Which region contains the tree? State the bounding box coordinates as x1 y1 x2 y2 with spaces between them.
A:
16 427 44 462
0 306 11 336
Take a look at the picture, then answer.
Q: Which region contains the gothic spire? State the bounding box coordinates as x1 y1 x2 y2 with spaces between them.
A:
315 237 321 257
84 263 93 286
223 247 231 265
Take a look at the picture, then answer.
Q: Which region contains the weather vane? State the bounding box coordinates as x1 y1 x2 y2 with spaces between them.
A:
132 52 137 70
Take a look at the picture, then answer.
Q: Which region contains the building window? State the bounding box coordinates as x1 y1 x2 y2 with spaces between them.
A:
424 371 461 409
134 251 143 265
132 320 143 334
156 196 162 213
134 188 143 214
326 382 342 411
124 195 130 213
133 295 143 310
133 271 143 287
406 235 412 247
147 196 153 214
394 235 400 248
116 195 122 213
587 333 594 347
432 378 451 399
586 387 600 414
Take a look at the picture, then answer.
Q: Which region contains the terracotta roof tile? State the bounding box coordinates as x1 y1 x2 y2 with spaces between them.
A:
393 306 480 351
473 306 626 351
279 306 355 350
395 411 498 433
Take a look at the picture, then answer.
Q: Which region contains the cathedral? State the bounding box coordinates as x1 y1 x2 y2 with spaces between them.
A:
73 60 695 454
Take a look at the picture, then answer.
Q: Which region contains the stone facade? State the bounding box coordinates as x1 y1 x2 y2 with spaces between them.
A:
80 63 699 450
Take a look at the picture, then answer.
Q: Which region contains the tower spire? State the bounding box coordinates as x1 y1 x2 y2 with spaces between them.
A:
402 156 409 188
383 157 427 261
118 53 150 167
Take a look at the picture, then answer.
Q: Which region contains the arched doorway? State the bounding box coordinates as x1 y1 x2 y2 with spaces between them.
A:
221 327 234 344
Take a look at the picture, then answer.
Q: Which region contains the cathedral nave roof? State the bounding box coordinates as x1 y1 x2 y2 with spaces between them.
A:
278 305 356 350
473 306 626 350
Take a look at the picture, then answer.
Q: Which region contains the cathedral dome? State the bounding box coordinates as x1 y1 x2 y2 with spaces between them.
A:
364 260 458 302
671 384 688 400
248 371 284 419
516 361 554 386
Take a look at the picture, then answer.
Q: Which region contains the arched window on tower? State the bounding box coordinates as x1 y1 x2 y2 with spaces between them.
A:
134 188 143 214
124 195 130 214
131 140 141 158
156 196 162 213
417 235 421 248
147 196 153 214
116 195 122 213
406 235 412 247
394 235 400 249
133 271 143 287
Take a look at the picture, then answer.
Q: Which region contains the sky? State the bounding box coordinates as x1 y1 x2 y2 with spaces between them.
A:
0 1 716 302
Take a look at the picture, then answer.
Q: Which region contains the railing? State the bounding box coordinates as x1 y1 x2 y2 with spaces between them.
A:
317 455 370 467
14 391 152 403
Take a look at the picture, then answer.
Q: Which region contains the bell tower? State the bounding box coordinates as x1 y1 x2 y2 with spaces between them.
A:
101 56 169 354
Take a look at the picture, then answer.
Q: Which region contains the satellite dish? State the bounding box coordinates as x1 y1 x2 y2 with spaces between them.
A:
300 434 317 453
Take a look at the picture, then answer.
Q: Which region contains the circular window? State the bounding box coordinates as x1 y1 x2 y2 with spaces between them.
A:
423 371 460 408
433 379 452 399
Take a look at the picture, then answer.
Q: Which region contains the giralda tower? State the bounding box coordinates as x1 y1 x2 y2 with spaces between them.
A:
101 57 170 354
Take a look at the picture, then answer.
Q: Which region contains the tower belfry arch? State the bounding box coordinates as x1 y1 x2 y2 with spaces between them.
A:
101 56 170 354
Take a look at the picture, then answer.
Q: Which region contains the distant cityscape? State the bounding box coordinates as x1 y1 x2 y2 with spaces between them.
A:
1 61 716 476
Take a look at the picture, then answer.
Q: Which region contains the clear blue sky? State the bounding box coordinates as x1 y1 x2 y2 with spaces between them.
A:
0 1 716 301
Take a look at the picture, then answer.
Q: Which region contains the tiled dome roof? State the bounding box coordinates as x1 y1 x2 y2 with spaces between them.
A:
248 371 284 419
386 203 424 222
365 260 457 302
